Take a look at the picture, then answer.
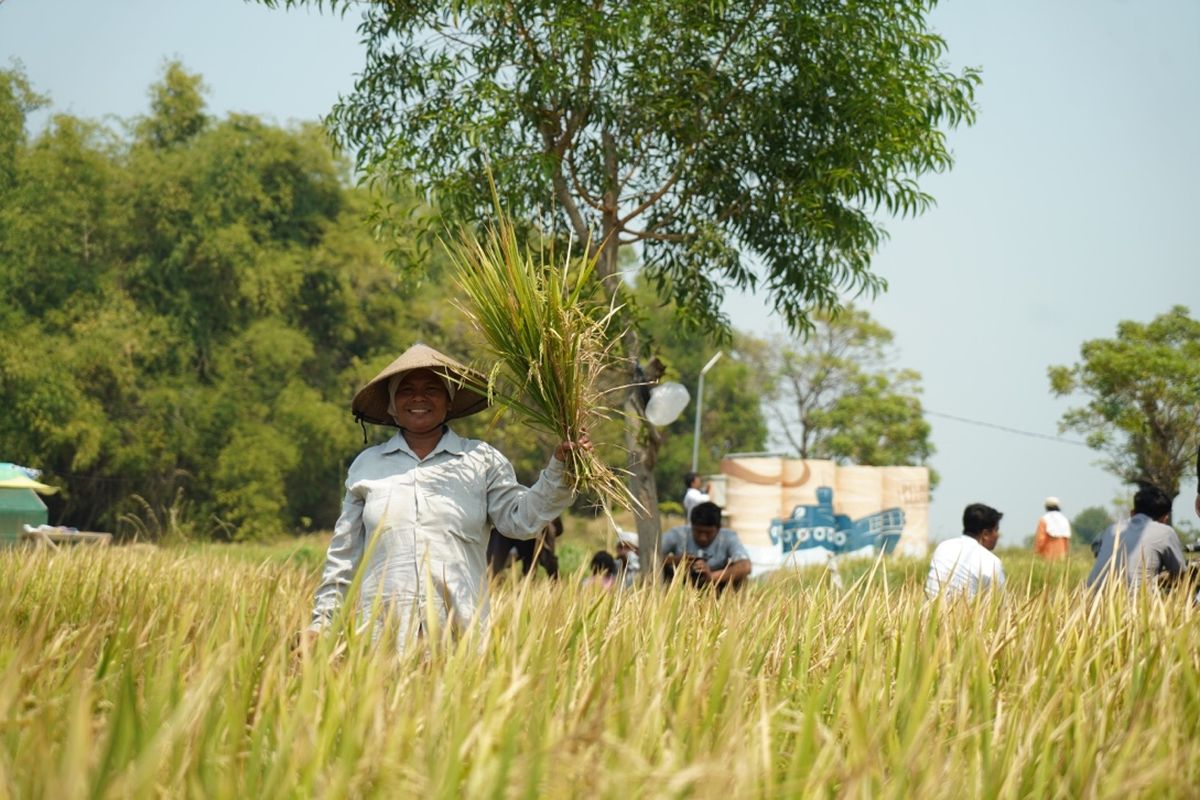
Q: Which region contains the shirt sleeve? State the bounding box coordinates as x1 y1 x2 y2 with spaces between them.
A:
485 449 574 540
1087 525 1117 589
1160 530 1186 579
660 528 681 557
725 532 751 564
310 483 366 630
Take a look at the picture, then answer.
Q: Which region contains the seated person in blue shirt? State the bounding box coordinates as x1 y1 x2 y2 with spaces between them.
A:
660 501 752 589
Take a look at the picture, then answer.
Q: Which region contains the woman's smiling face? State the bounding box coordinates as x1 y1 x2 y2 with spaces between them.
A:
392 368 450 433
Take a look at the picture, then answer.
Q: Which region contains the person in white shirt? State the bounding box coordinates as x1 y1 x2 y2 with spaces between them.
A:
304 343 589 652
682 472 711 522
925 503 1006 600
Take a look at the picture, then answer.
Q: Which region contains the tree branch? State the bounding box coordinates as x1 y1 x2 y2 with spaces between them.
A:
565 148 605 211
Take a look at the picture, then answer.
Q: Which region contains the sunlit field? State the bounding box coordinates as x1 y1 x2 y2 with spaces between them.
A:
2 541 1197 798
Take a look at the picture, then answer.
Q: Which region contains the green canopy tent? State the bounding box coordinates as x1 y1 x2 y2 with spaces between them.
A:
0 463 58 546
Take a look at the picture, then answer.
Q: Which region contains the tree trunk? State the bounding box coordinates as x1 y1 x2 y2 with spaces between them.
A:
552 130 665 577
622 349 664 580
600 129 664 578
625 391 662 578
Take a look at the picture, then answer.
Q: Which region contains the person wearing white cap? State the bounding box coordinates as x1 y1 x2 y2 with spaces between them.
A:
304 343 590 652
614 529 641 587
1033 496 1071 560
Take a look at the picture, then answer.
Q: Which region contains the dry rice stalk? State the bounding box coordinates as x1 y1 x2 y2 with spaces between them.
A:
443 208 640 515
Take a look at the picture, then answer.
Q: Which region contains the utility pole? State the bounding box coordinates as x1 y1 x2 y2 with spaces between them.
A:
691 351 724 473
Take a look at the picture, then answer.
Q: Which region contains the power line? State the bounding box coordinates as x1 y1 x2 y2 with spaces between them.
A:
924 409 1091 448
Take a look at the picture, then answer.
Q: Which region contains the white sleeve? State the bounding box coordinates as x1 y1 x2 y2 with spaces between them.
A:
485 449 575 539
310 484 365 630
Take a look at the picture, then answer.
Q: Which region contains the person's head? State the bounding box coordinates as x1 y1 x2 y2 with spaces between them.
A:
963 503 1003 551
1133 484 1173 522
689 501 722 549
1044 496 1061 512
684 472 701 492
388 368 452 433
353 343 490 429
590 550 618 577
615 530 639 558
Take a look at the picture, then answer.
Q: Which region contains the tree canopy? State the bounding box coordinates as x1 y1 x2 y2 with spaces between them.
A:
1049 306 1200 498
754 306 936 478
1071 506 1112 548
261 0 976 553
264 0 978 334
0 63 525 538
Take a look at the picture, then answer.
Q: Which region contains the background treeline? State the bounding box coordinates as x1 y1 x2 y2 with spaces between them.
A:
0 64 774 539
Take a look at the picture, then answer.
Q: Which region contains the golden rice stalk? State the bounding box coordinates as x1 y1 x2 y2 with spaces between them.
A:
443 209 640 515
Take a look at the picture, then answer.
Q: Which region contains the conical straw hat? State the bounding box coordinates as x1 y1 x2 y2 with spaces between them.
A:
351 343 490 427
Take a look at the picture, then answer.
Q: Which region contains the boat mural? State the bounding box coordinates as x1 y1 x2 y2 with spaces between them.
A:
769 486 906 556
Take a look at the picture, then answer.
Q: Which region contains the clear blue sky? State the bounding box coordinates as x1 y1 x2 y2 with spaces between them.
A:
2 0 1197 542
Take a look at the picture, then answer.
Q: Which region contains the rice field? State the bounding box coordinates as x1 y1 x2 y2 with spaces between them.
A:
1 542 1197 798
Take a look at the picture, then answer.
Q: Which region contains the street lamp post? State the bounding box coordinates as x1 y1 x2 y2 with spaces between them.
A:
691 351 724 473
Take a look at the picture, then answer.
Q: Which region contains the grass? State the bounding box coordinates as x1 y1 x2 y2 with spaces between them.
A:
1 542 1197 798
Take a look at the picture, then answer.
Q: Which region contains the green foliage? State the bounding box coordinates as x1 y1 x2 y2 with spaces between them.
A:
261 0 979 335
1049 306 1200 496
135 61 208 148
756 305 936 480
1072 505 1113 547
259 0 976 542
0 64 451 538
0 64 46 193
817 369 935 468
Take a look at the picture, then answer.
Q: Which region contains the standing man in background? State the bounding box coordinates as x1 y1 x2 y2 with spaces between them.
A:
1033 496 1072 560
682 472 711 522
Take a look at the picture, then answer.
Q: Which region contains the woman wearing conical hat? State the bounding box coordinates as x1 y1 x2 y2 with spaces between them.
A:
306 343 589 651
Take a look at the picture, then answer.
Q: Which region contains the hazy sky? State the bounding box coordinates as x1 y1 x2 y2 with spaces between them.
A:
2 0 1197 541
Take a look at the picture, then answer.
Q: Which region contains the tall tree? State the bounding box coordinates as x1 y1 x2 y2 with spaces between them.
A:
136 61 209 149
757 306 935 474
1049 306 1200 498
261 0 978 553
1071 506 1112 548
0 66 45 197
0 64 465 537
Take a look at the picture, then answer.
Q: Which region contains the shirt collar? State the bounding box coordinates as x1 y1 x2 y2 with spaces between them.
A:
380 426 466 458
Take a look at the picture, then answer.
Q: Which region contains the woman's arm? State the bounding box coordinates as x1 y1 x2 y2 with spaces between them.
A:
309 487 366 631
485 451 574 538
486 435 589 538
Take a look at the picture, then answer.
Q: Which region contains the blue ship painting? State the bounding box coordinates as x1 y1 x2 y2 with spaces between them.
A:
768 486 906 556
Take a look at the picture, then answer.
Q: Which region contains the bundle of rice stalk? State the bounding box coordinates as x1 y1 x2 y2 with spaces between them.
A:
444 212 640 515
